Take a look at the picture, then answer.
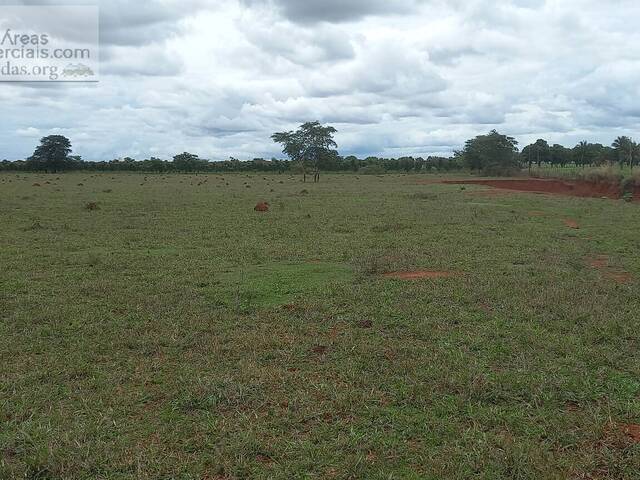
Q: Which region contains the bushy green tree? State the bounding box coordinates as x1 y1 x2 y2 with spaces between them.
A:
460 130 519 175
550 144 571 167
173 152 205 172
272 121 338 182
612 136 635 169
27 135 73 173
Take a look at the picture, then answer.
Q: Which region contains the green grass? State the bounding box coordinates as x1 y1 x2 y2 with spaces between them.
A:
1 172 639 479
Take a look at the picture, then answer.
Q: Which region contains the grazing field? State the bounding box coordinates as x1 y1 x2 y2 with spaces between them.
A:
2 172 640 479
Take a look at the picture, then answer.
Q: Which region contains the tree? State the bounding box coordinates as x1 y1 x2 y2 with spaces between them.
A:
612 136 635 170
27 135 73 173
272 121 338 183
534 139 550 167
550 144 571 167
460 130 519 175
573 141 590 167
344 155 359 172
173 152 204 173
398 156 415 173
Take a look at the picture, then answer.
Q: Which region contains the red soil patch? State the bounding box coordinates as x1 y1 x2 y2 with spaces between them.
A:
442 178 628 199
588 255 609 269
255 454 275 465
587 255 633 284
605 271 633 284
383 271 460 280
621 424 640 443
603 423 640 446
254 202 270 212
564 219 580 229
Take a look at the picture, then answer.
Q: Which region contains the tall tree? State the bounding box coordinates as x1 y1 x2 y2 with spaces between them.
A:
533 139 550 167
573 141 589 167
550 144 571 167
461 130 519 175
27 135 73 173
612 136 635 170
272 121 338 183
173 152 204 172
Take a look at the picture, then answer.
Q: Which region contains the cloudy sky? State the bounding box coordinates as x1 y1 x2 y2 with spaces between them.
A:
1 0 640 161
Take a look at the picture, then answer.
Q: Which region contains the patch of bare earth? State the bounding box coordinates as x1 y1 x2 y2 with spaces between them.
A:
383 271 461 280
442 178 626 199
601 422 640 447
587 255 633 284
569 423 640 479
564 219 580 229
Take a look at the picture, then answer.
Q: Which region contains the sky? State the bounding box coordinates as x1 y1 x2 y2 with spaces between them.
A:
1 0 640 161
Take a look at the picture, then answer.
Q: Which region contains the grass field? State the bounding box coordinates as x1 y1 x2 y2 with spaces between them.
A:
1 172 639 479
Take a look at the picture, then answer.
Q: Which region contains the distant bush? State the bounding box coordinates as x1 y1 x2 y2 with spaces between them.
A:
359 164 386 175
482 164 522 177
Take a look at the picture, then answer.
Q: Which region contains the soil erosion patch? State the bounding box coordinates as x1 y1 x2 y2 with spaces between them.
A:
442 178 627 199
587 255 633 284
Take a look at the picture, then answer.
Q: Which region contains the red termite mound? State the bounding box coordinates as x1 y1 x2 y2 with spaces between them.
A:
254 202 270 212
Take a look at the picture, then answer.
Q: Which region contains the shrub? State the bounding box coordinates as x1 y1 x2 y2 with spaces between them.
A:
359 164 386 175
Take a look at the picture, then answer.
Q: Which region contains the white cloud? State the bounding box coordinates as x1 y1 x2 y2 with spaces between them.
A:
2 0 640 160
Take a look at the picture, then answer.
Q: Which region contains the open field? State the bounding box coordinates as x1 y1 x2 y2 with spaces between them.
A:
1 172 639 479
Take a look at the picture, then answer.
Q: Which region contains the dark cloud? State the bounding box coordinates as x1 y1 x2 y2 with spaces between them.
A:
241 0 424 23
4 0 206 45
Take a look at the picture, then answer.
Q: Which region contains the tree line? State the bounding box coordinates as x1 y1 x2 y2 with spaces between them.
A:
1 126 637 177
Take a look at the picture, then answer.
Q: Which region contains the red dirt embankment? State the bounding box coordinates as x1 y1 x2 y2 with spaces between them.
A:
442 178 635 199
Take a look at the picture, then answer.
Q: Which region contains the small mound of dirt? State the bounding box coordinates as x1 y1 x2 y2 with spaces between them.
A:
85 202 99 211
32 183 41 187
528 211 545 217
254 202 270 212
383 271 461 280
564 219 580 229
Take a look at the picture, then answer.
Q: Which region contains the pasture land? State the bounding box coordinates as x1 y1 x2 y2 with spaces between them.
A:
1 172 639 479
